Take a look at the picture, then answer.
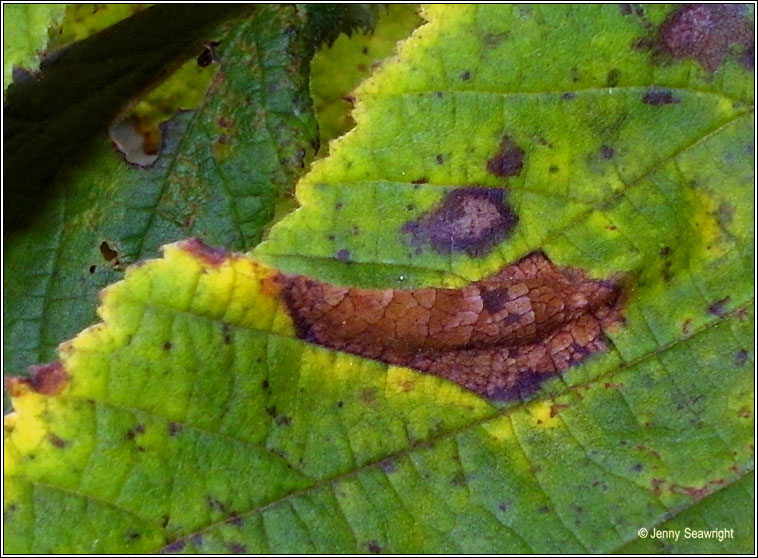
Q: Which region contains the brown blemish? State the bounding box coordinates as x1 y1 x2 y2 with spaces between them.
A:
487 135 525 178
658 4 754 72
411 177 428 184
402 187 518 257
461 70 471 80
600 145 615 159
707 296 730 316
89 265 97 274
163 342 172 351
367 541 382 554
99 241 119 262
280 251 625 400
643 89 680 106
196 41 219 67
47 434 68 448
436 154 445 164
168 422 181 436
178 238 229 267
6 362 69 397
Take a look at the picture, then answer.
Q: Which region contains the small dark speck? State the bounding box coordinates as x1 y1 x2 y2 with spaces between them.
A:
168 423 181 436
707 296 730 316
367 541 382 554
362 47 368 54
380 460 396 473
632 464 643 473
162 539 185 553
549 165 559 173
262 379 270 389
226 515 243 526
126 531 140 541
48 434 68 448
89 265 97 273
600 145 614 159
406 204 415 211
660 246 671 256
163 342 172 350
335 202 343 210
327 234 335 241
498 501 510 512
336 400 344 408
461 70 471 80
735 349 748 366
643 89 680 106
335 249 351 262
411 177 428 184
538 505 550 514
229 543 246 554
436 154 445 164
561 92 575 100
435 91 443 98
606 68 620 87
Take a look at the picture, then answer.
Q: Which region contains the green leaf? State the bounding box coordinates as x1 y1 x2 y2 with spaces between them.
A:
4 4 754 554
2 3 66 92
3 5 320 379
310 4 423 150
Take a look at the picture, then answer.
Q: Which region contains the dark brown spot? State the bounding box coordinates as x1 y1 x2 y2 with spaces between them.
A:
99 241 118 262
5 362 69 397
461 70 471 80
335 249 351 262
178 238 229 267
367 541 382 554
262 379 270 389
168 422 181 436
561 92 575 100
162 539 185 553
362 47 369 54
605 68 620 87
47 434 68 448
549 165 559 173
658 4 754 72
336 400 344 408
735 349 748 366
487 135 525 178
402 187 518 257
498 501 510 512
411 177 428 184
631 463 643 473
600 145 615 159
163 342 172 351
707 296 730 316
222 323 232 344
89 265 97 273
660 246 671 256
281 251 624 400
335 202 343 210
643 89 680 106
196 41 219 67
620 4 633 16
436 154 444 164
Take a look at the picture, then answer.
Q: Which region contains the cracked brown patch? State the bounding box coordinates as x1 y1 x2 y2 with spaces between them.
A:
6 362 69 397
487 135 525 178
402 187 518 257
659 4 754 72
280 252 624 400
178 237 229 266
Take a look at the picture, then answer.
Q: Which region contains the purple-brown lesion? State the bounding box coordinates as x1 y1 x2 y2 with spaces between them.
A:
280 251 625 400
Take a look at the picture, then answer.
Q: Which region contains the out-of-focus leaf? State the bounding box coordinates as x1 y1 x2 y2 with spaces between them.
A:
2 4 65 92
3 4 242 226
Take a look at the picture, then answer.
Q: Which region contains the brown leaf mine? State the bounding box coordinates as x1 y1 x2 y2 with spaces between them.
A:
402 187 518 257
280 252 624 400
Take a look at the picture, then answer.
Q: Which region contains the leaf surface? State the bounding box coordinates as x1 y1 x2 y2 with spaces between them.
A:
4 4 754 554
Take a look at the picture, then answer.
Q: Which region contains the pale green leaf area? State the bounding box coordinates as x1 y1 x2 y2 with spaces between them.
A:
310 4 423 151
3 4 65 91
4 4 755 554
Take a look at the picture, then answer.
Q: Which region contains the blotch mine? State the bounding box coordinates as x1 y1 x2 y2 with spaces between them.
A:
280 251 625 400
401 187 518 257
487 135 525 177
